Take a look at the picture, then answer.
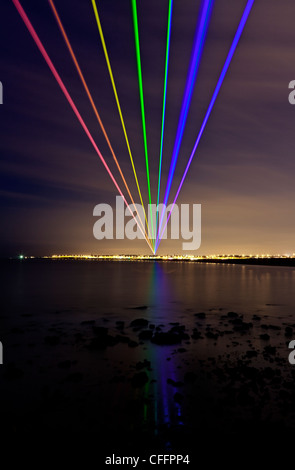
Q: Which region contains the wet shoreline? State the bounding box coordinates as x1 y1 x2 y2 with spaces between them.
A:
1 305 295 450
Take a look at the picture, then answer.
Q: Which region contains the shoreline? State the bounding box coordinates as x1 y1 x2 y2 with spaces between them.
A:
3 256 295 267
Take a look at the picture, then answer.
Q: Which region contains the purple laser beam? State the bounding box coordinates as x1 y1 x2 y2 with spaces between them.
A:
155 0 255 252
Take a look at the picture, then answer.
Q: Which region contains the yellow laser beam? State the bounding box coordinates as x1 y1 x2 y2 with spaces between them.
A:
91 0 153 247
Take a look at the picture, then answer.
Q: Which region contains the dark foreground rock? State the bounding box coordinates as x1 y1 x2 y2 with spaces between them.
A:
130 372 149 388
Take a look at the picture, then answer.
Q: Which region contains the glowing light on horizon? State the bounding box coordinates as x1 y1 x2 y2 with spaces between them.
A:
38 253 295 261
155 0 255 252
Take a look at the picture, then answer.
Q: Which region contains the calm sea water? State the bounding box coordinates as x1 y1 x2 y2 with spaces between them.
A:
1 259 295 441
1 259 295 320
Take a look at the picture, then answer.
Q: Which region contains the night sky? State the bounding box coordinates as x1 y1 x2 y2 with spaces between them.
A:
1 0 295 256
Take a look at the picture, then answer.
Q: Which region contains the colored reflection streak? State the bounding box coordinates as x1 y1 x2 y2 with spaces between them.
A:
142 263 182 438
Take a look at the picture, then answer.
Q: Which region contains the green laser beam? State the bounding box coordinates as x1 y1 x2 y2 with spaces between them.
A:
91 0 153 245
131 0 155 244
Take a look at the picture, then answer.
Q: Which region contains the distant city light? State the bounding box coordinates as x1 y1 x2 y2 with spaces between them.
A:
35 253 295 262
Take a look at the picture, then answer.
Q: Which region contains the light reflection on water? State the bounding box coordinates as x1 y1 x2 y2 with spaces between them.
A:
144 263 179 434
3 260 295 319
1 260 295 439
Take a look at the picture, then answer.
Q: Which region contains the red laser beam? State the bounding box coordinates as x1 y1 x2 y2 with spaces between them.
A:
12 0 153 251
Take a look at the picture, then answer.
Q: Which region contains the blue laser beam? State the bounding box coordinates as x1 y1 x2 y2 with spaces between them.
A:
157 0 213 243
